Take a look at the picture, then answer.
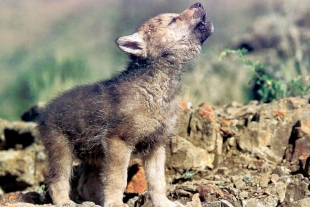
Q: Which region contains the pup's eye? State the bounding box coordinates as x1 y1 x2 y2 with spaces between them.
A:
169 17 177 25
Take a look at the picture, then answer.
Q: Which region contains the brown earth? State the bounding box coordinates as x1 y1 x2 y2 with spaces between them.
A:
0 96 310 207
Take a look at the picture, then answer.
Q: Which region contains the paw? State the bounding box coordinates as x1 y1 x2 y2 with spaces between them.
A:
184 193 201 207
60 203 76 207
53 198 75 206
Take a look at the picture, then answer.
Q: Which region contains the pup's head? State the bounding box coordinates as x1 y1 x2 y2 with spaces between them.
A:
117 2 214 61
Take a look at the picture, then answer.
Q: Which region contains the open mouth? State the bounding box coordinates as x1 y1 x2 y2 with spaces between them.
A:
197 13 213 33
195 10 214 42
197 13 207 32
190 2 214 42
202 13 206 23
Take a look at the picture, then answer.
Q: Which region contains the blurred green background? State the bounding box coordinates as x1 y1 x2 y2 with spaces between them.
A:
0 0 309 120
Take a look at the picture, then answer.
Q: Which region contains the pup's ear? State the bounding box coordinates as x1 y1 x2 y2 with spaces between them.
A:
116 33 146 57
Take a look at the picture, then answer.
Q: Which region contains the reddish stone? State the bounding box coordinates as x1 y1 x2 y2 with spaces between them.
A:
126 159 147 193
198 103 216 122
292 137 310 162
220 119 229 127
180 102 189 111
0 192 23 205
0 192 42 205
274 110 286 120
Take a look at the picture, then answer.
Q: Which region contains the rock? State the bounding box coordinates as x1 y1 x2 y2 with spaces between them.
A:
292 137 310 163
0 119 39 150
233 178 245 190
166 136 215 172
197 184 216 202
201 200 234 207
177 102 223 169
234 97 310 163
275 181 287 203
0 120 46 192
126 159 147 194
296 197 310 206
243 196 278 207
185 193 201 207
179 103 218 153
300 155 310 178
270 174 279 184
0 147 47 193
1 201 101 207
178 102 193 139
258 173 270 188
272 166 291 177
239 191 248 199
284 180 310 203
0 192 43 206
219 200 235 207
1 97 310 207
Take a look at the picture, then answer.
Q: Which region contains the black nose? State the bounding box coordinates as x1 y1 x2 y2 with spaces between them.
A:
190 2 204 9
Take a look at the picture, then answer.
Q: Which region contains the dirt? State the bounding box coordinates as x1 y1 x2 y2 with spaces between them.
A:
0 96 310 207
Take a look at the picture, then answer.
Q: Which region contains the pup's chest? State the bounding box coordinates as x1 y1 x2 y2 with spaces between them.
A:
115 77 180 140
120 89 179 140
126 96 179 130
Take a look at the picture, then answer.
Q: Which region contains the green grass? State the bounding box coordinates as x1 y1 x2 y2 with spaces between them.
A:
219 49 310 102
0 53 89 120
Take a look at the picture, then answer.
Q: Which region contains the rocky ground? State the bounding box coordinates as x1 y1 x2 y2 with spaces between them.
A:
0 96 310 207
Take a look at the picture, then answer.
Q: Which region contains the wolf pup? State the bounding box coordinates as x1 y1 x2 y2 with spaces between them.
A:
38 2 213 207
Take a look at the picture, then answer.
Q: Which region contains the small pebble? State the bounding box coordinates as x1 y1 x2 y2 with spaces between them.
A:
239 191 249 198
270 174 279 184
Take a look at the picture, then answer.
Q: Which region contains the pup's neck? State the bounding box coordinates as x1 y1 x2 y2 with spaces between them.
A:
126 55 187 81
123 55 187 101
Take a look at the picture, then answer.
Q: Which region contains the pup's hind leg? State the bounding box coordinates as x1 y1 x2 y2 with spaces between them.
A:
77 162 104 205
41 130 74 204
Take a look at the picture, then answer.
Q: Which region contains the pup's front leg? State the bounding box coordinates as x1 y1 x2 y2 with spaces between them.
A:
143 144 184 207
103 138 132 207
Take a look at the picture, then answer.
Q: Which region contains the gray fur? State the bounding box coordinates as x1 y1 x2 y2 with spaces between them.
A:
38 3 213 207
